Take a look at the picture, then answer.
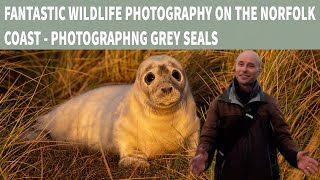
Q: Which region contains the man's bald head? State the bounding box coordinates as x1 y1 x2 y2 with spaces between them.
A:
235 50 261 87
236 50 261 69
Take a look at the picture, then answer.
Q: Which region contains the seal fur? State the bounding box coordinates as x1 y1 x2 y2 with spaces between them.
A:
27 55 200 168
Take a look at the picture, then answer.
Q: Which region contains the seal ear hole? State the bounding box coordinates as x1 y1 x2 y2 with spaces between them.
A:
144 72 155 85
172 70 181 82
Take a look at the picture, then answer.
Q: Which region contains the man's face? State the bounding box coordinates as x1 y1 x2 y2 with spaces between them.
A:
235 54 260 86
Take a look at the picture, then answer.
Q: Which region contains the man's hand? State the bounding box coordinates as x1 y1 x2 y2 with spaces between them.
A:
190 147 208 176
297 151 319 176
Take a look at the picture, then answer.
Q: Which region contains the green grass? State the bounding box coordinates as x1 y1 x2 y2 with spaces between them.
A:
0 50 319 179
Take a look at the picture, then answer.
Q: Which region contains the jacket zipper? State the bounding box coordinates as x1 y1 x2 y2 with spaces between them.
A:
218 159 226 180
266 144 274 179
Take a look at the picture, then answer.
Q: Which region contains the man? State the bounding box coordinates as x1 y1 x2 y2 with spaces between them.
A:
190 51 318 179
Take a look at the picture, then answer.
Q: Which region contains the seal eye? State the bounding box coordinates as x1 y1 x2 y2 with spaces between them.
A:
172 70 181 82
144 72 155 85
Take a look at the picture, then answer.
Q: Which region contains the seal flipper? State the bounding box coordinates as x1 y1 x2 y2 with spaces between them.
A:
20 123 51 141
119 154 150 169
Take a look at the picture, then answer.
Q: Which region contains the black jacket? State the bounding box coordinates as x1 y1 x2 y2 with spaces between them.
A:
198 80 299 180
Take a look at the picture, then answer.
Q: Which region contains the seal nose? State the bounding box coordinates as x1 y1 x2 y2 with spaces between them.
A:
161 87 173 94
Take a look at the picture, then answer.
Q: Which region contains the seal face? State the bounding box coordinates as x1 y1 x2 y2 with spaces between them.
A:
26 55 200 168
136 55 187 114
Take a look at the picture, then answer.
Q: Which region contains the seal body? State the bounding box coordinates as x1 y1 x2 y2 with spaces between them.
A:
30 55 200 167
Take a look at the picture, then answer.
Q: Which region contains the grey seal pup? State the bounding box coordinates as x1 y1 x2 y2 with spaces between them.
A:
26 55 200 168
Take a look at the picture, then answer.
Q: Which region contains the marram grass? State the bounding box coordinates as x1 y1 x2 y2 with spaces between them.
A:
0 50 319 179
